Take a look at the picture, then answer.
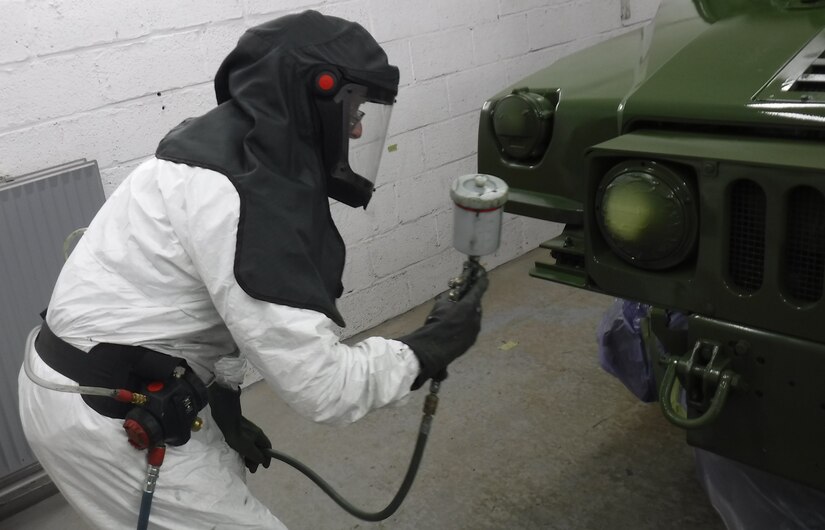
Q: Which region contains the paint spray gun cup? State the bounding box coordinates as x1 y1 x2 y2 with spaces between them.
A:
448 174 509 301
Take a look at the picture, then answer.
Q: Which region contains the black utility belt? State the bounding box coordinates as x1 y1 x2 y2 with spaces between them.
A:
35 320 208 447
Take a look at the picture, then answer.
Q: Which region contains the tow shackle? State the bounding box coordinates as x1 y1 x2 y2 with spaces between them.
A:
659 339 742 429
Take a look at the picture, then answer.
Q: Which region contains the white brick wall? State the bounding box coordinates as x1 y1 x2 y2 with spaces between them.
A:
1 0 660 336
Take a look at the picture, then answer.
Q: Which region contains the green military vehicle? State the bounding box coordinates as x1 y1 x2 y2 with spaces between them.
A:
477 0 825 492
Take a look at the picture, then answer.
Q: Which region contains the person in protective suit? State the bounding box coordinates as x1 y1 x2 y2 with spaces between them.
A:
18 11 487 529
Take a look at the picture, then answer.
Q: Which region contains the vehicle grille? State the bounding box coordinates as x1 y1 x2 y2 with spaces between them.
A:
727 181 825 302
784 186 825 302
728 180 766 292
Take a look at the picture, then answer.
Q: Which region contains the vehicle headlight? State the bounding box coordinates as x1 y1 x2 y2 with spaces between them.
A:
491 89 554 162
595 160 698 270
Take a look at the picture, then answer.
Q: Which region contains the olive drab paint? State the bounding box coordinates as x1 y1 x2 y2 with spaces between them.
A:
477 0 825 492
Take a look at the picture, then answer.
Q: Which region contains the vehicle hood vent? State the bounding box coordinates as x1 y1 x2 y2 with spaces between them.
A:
789 54 825 93
755 29 825 102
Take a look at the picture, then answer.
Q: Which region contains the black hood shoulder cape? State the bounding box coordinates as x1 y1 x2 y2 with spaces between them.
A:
156 11 399 327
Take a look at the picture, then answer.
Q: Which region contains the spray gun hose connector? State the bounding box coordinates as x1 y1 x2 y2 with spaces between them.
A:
112 389 148 405
425 379 441 415
137 445 166 530
423 393 439 416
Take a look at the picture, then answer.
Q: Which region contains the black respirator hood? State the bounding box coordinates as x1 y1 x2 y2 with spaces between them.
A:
155 11 399 326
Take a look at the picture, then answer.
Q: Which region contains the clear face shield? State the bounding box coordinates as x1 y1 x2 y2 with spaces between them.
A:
335 84 393 189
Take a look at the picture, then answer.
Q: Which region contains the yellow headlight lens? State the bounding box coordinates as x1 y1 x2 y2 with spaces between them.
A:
596 162 697 270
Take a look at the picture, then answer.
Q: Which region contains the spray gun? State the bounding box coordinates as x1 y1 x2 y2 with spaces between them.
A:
447 173 509 301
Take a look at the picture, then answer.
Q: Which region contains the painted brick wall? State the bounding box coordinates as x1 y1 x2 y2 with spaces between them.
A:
0 0 660 337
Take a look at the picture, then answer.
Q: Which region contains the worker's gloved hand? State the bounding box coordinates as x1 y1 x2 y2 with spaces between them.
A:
207 384 272 473
399 271 489 390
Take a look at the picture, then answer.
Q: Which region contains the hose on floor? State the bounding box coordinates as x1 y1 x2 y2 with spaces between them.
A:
263 379 442 522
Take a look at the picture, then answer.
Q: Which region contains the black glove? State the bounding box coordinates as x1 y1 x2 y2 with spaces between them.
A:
399 271 489 390
207 384 272 473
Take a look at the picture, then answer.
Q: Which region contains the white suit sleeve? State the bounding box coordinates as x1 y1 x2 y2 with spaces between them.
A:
212 349 248 391
161 161 420 425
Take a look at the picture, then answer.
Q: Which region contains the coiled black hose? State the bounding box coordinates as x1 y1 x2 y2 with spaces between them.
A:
263 380 441 521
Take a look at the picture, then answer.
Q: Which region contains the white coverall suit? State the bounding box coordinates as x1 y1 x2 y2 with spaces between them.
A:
18 157 421 529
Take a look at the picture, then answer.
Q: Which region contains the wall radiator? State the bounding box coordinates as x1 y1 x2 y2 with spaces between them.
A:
0 159 105 519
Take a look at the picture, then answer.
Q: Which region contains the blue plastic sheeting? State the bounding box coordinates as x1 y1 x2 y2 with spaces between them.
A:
595 299 659 402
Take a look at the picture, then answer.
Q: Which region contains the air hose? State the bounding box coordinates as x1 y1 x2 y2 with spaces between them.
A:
263 379 442 522
136 446 166 530
22 327 147 404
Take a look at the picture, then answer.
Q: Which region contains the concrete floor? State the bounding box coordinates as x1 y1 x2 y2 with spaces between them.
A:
1 248 725 530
